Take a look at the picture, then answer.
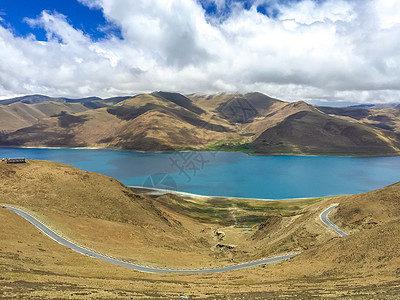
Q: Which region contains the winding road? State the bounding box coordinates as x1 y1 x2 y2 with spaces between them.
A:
2 204 347 273
319 204 348 237
3 205 298 273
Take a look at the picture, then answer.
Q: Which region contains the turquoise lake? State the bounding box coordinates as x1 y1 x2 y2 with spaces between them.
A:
1 147 400 199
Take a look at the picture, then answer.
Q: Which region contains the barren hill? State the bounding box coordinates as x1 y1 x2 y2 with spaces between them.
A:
0 95 130 133
0 102 89 133
252 107 400 155
280 181 400 284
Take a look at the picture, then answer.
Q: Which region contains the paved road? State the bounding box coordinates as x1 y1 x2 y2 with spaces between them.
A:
319 204 348 237
3 205 298 274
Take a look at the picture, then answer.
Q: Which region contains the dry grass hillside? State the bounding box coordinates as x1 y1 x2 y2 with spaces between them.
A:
286 182 400 287
1 92 400 155
252 108 400 155
244 100 317 138
332 182 400 231
1 160 400 298
0 93 239 150
319 106 400 133
0 102 90 133
0 160 216 267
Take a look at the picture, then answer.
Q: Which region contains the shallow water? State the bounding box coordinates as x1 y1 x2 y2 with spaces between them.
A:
1 147 400 199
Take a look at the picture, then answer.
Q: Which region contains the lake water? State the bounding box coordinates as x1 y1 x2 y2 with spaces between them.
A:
1 147 400 199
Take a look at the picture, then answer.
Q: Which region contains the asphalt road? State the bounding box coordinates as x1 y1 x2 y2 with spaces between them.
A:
319 204 348 237
3 205 299 274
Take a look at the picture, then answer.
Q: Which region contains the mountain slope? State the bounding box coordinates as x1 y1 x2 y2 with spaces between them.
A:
0 94 131 134
244 100 316 138
243 180 400 286
0 101 90 133
285 181 400 280
319 106 400 132
0 160 211 267
0 94 58 105
0 97 236 150
0 94 130 106
252 106 400 155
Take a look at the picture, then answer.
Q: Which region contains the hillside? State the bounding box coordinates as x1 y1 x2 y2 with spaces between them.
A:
0 94 129 106
1 92 400 156
252 107 400 155
0 160 213 267
276 181 400 287
0 102 90 133
0 93 239 150
319 106 400 133
1 160 400 298
0 95 130 133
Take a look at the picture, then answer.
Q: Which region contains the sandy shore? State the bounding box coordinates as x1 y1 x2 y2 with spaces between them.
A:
128 185 335 202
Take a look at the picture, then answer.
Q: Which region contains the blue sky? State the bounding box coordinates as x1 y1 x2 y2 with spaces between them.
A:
1 0 304 40
0 0 399 103
199 0 304 19
0 0 120 40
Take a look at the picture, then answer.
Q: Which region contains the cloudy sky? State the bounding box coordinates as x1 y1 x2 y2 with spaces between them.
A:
0 0 399 103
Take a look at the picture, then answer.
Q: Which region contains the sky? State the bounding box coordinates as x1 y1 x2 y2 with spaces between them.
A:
0 0 399 103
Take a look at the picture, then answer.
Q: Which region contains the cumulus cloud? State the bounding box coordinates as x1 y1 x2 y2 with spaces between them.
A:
0 0 400 103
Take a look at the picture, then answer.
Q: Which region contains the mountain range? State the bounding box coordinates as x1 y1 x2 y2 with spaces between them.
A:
1 92 400 156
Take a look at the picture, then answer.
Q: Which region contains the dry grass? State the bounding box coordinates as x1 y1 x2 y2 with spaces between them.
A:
1 204 399 299
0 101 89 133
0 160 215 268
1 160 400 299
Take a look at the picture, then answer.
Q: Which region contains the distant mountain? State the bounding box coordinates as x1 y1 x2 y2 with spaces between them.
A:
1 92 400 156
350 103 400 109
318 106 400 132
0 101 91 133
0 94 131 106
0 95 59 105
349 104 375 108
253 105 400 155
0 94 101 105
0 95 132 133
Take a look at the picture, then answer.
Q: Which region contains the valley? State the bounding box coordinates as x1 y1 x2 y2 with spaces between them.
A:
1 160 400 298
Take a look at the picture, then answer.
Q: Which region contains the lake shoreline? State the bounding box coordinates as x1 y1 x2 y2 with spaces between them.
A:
128 185 342 202
2 145 400 158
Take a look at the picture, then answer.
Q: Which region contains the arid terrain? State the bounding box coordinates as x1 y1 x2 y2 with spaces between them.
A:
1 160 399 299
1 92 400 156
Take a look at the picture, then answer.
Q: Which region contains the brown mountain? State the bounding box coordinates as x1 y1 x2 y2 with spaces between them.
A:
0 95 130 134
1 92 400 156
318 105 400 132
0 92 239 150
252 104 400 155
0 101 89 133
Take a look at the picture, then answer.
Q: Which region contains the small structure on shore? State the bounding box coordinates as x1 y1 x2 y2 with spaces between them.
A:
5 158 27 164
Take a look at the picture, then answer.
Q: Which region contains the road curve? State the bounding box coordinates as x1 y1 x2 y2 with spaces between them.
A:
319 204 348 237
2 205 298 274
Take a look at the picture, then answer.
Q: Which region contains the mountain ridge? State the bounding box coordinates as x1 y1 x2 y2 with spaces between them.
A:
1 91 400 156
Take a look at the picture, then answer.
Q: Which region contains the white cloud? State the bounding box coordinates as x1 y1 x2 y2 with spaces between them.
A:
0 0 399 103
372 0 400 29
278 0 355 24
